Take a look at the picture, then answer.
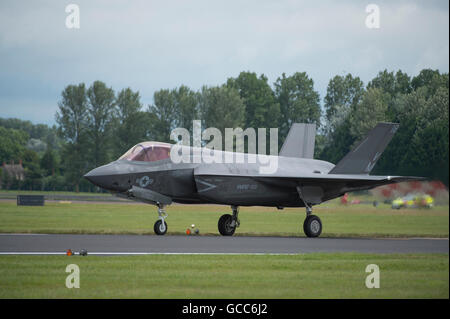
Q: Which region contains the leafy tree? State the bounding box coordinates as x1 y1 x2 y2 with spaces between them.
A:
367 70 410 96
56 83 89 192
372 92 419 176
393 70 412 95
318 118 354 164
148 89 178 143
0 126 28 163
323 74 364 135
173 85 200 132
40 148 58 177
227 72 280 129
1 167 11 189
318 74 364 163
86 81 116 167
404 87 449 184
114 88 150 157
199 85 246 135
274 72 321 143
372 70 449 185
44 126 63 151
21 149 42 190
349 87 390 143
26 138 47 154
42 175 66 191
367 70 412 119
0 118 62 150
375 86 449 183
320 86 389 165
148 86 200 143
411 69 449 98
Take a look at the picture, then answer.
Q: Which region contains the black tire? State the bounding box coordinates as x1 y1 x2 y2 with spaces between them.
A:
303 215 322 238
218 214 236 236
154 220 168 235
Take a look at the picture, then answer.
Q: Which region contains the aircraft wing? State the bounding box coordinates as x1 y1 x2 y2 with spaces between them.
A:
194 168 425 204
252 174 425 202
251 173 424 189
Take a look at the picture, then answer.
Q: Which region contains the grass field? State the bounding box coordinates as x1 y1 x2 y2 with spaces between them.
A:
0 190 111 197
0 200 448 237
0 253 447 298
0 196 448 299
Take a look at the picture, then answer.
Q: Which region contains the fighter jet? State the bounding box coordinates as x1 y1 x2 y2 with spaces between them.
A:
84 122 423 237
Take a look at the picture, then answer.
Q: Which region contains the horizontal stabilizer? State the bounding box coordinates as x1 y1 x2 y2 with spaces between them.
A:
280 123 316 159
329 122 399 175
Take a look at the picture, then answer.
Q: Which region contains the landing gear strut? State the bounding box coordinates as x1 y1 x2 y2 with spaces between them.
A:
297 186 322 238
154 204 168 235
218 205 240 236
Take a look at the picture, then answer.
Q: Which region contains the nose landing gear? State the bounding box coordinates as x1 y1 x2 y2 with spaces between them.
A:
154 204 168 235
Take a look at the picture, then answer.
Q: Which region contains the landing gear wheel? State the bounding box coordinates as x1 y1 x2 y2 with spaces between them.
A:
218 214 236 236
154 219 168 235
303 215 322 238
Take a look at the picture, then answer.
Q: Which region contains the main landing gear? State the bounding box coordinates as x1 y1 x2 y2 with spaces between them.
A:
154 204 168 235
303 206 322 238
218 205 240 236
154 196 322 238
297 186 322 238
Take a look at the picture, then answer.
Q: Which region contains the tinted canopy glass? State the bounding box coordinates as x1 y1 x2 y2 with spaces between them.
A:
118 142 171 162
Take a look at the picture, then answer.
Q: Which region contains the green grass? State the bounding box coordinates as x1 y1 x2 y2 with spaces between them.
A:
0 190 111 196
0 201 448 237
0 253 447 298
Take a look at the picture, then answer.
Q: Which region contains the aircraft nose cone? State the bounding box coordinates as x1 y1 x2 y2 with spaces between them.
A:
83 167 104 188
84 163 119 190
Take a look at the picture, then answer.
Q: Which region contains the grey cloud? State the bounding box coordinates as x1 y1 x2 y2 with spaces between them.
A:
0 0 448 124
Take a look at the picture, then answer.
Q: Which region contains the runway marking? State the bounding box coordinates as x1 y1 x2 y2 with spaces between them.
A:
0 252 300 256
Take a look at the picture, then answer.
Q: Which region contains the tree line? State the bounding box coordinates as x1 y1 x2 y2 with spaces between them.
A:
0 69 448 192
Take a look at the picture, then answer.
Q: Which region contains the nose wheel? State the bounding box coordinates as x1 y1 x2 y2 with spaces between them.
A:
154 204 168 235
154 219 168 235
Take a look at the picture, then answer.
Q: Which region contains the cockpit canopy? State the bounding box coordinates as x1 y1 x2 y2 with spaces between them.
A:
118 142 171 162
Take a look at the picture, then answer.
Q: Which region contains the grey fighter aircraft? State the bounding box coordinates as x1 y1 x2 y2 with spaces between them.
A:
84 122 423 237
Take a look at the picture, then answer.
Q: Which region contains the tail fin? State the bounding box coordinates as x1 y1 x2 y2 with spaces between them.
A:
329 122 399 175
280 123 316 159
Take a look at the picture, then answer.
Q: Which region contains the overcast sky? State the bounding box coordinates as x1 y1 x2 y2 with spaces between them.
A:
0 0 448 125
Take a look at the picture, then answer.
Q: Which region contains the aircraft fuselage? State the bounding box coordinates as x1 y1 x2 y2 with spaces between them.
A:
85 154 336 208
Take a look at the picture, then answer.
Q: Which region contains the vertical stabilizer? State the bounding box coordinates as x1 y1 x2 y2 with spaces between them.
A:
279 123 316 159
329 122 399 175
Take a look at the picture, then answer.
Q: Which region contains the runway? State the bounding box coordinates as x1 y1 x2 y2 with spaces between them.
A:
0 234 448 255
